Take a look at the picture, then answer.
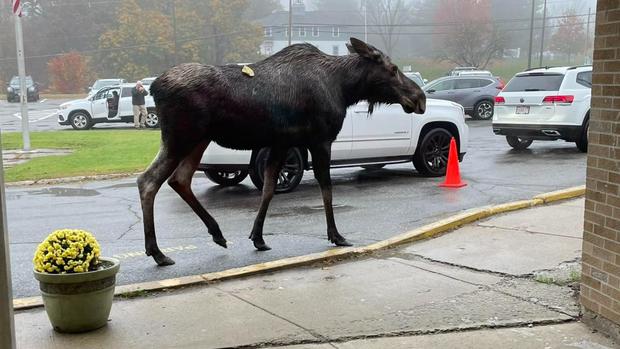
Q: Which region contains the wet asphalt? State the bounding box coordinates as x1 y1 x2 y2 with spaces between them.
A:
3 112 586 298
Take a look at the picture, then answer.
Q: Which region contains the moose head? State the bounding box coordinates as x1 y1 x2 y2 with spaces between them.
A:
346 38 426 115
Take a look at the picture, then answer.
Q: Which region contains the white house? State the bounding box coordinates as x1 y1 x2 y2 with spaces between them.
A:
258 0 361 56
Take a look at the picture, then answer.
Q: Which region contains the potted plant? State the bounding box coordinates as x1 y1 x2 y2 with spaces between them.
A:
33 229 120 333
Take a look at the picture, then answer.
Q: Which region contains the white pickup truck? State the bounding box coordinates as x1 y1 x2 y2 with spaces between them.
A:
57 83 158 130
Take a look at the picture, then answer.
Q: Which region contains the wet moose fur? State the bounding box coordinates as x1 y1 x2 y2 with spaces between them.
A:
138 38 426 266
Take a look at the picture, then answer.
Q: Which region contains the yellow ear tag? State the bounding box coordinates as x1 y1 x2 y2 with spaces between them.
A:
242 65 254 77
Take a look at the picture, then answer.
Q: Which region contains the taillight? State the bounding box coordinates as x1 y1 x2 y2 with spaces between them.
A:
543 95 574 104
494 96 505 104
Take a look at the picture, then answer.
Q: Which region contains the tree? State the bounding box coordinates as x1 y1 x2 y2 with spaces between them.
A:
435 0 507 69
47 52 94 93
98 0 173 80
367 0 413 57
550 9 585 63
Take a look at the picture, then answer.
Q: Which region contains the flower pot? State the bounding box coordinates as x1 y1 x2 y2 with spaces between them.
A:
33 257 120 333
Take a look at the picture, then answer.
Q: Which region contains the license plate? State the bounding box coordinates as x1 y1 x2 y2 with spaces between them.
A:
516 106 530 114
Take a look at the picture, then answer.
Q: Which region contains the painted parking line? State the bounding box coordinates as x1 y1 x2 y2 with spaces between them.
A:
12 109 58 122
112 245 198 260
39 99 47 103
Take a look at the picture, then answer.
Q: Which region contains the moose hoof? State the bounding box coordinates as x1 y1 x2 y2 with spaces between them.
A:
213 236 228 249
331 237 353 247
252 239 272 251
154 254 176 266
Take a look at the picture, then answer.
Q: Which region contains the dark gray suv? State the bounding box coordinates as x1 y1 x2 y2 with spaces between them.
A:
423 76 503 120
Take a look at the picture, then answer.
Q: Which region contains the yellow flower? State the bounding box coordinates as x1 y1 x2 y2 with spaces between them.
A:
33 229 101 274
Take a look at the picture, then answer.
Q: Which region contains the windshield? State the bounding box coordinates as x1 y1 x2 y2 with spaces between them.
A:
405 74 424 87
503 74 565 92
92 80 119 89
9 76 33 87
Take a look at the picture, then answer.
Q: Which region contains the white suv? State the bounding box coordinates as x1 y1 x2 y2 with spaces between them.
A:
492 65 592 152
198 99 469 193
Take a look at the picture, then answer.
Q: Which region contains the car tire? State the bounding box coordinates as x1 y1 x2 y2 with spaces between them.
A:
473 100 494 120
413 128 453 177
361 164 385 170
576 119 589 153
250 147 304 193
70 111 93 130
506 136 533 150
204 169 248 186
145 110 159 128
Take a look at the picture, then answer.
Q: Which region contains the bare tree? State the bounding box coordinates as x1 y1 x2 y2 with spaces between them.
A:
367 0 412 57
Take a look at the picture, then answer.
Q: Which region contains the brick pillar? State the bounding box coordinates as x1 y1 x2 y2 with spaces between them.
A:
581 0 620 341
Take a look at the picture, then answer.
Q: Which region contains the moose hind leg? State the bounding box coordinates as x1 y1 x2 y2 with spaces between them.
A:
249 147 287 251
138 149 180 266
168 141 227 248
310 143 352 247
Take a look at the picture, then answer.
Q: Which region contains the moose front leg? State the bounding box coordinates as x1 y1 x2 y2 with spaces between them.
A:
310 142 352 247
249 147 287 251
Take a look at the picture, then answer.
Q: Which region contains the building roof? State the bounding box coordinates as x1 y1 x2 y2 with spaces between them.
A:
259 10 362 27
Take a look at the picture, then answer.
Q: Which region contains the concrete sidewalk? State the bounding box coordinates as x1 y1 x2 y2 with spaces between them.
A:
14 198 618 348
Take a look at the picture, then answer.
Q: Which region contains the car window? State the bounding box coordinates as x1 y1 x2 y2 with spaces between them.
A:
428 79 454 91
475 79 493 87
406 74 424 86
94 88 110 100
454 79 480 89
503 73 564 92
121 87 132 98
576 71 592 88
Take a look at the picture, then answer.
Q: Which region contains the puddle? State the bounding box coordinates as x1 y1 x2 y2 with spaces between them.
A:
268 204 353 217
29 187 100 197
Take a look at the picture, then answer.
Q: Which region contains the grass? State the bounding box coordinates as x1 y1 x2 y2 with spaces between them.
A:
2 130 161 182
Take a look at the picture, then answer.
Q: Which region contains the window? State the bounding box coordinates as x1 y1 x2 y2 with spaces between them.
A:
576 71 592 88
503 73 564 92
264 27 272 37
332 26 339 37
454 79 479 89
121 87 132 98
284 26 289 37
312 26 319 37
299 26 306 37
332 45 339 55
94 88 109 100
427 79 455 91
475 79 493 88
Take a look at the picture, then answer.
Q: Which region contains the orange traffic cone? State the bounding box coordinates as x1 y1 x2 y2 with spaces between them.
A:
439 137 467 188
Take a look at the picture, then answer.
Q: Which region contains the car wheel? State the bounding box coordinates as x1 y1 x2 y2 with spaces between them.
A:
145 111 159 128
70 111 93 130
413 128 453 177
473 100 494 120
506 136 533 150
250 147 304 193
361 164 385 170
204 169 248 186
576 119 589 153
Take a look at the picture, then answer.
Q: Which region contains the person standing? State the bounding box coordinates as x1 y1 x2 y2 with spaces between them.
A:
132 81 148 128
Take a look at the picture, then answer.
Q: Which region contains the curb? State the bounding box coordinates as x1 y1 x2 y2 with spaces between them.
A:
13 185 586 311
6 172 143 187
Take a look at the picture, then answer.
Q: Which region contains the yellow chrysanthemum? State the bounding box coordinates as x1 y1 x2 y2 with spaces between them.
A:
33 229 101 274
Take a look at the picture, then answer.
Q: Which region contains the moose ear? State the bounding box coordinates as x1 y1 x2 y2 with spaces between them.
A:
349 37 382 63
346 43 355 54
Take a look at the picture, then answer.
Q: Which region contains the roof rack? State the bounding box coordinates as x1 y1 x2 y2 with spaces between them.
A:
524 66 555 71
567 64 593 70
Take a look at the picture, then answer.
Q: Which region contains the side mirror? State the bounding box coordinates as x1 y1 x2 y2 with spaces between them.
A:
427 89 436 93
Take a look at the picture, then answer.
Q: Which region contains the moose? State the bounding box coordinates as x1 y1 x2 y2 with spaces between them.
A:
138 38 426 266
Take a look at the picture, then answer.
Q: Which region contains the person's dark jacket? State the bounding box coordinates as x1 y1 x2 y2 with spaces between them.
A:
131 87 148 105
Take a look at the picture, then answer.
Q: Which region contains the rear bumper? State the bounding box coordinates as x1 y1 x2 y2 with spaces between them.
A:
492 123 582 141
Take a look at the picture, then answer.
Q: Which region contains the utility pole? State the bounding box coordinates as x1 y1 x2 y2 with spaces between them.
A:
13 8 30 151
0 136 16 349
288 0 292 46
527 0 536 69
538 0 547 66
585 7 592 64
171 0 178 66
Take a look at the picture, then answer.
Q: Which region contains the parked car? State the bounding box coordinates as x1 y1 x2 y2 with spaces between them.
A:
58 83 158 130
6 75 39 102
492 65 592 152
141 77 157 86
448 66 479 76
404 72 426 87
452 70 493 77
423 76 503 120
87 79 125 96
198 99 469 193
